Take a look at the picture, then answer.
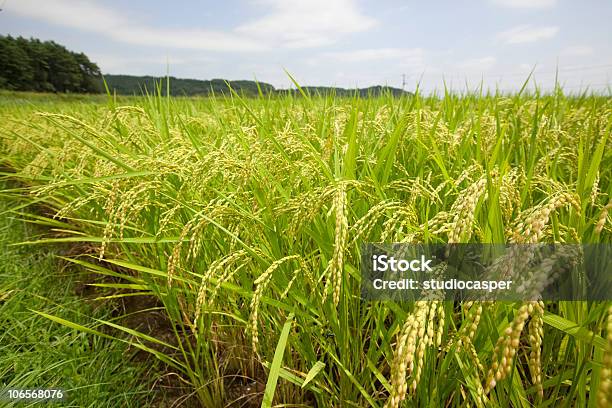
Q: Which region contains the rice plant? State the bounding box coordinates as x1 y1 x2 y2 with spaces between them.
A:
0 86 610 407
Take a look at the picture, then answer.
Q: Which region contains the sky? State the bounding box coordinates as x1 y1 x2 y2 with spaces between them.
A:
1 0 611 92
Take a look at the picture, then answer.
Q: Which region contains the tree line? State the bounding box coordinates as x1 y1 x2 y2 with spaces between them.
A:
0 36 412 97
103 75 411 97
0 35 101 93
103 75 275 97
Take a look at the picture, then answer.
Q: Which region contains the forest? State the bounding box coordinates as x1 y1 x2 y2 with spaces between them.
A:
0 35 102 93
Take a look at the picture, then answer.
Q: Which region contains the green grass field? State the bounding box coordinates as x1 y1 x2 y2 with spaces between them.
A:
0 87 610 407
0 180 161 407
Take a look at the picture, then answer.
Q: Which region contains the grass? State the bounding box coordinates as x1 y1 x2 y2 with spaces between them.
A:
0 85 610 407
0 182 160 407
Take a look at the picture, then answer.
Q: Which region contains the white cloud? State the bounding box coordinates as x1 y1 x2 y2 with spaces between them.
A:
560 45 594 57
88 53 216 74
296 48 425 88
7 0 376 51
497 25 559 44
456 57 497 71
8 0 265 51
321 48 423 64
237 0 376 48
519 63 536 71
492 0 557 9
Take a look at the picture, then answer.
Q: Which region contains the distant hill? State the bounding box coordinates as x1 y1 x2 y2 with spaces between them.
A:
103 74 412 97
291 85 410 97
102 74 274 97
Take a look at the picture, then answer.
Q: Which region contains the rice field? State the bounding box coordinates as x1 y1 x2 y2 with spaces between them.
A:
0 88 611 407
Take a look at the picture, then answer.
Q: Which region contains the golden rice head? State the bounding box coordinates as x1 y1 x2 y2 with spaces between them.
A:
167 218 197 287
194 249 249 324
448 176 488 243
385 310 419 408
484 302 531 394
597 306 612 408
510 192 580 243
595 200 612 235
249 255 300 355
462 334 485 375
499 168 523 221
386 300 445 408
591 171 600 206
409 301 439 392
436 301 445 347
461 302 483 344
527 300 545 399
350 200 401 245
283 186 334 237
322 182 348 306
99 181 120 260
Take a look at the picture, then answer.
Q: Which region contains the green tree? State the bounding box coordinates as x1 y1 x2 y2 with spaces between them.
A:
0 36 102 93
0 36 34 90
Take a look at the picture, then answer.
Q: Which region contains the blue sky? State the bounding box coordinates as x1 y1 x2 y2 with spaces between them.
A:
2 0 611 92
